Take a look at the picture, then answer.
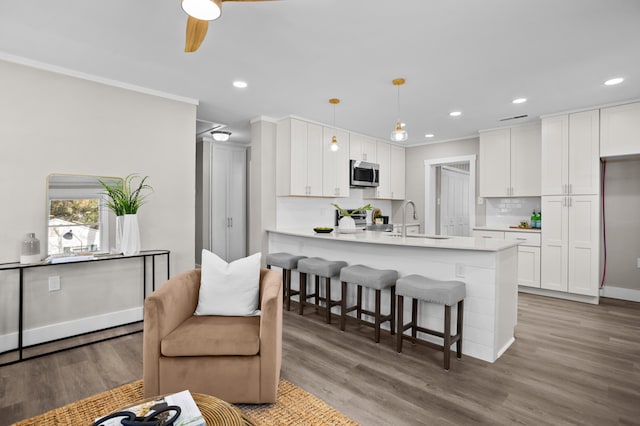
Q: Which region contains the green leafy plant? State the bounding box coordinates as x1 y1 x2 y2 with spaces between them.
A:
99 174 152 215
331 203 372 217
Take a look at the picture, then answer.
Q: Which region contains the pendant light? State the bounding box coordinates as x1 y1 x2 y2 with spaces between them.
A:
390 78 408 142
329 98 340 152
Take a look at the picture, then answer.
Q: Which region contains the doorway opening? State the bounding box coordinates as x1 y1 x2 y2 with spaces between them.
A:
424 155 476 236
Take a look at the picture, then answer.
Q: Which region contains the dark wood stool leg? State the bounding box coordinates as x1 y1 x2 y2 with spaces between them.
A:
299 272 307 315
390 285 396 335
341 281 348 331
457 299 464 359
374 289 381 343
315 275 320 312
356 285 363 321
283 269 290 310
325 277 332 324
411 299 418 339
267 265 271 269
444 304 452 370
396 295 404 352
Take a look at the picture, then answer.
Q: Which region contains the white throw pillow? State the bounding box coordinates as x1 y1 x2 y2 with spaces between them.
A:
195 250 262 316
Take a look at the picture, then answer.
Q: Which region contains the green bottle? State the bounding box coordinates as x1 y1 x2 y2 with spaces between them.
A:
530 210 536 228
537 210 542 229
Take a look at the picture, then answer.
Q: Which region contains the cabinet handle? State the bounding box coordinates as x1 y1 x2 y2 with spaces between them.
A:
230 217 233 227
568 183 572 194
516 237 527 240
568 196 572 207
482 236 492 238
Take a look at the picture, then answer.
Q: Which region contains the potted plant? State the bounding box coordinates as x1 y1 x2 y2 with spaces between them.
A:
100 174 152 255
331 203 372 232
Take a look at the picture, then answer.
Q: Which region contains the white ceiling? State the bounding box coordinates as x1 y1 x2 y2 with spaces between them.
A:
1 0 639 145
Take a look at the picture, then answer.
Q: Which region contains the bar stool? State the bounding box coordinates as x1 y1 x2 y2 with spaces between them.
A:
340 265 397 343
297 257 347 324
396 275 465 370
266 252 307 311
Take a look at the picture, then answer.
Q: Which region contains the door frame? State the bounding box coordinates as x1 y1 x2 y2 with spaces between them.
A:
424 155 476 235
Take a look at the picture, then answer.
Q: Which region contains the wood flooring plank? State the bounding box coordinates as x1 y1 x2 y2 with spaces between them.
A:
1 294 639 426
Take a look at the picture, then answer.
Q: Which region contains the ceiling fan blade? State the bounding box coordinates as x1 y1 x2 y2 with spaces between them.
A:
185 15 209 53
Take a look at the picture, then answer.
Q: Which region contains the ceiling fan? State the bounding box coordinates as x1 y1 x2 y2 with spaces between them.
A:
182 0 274 52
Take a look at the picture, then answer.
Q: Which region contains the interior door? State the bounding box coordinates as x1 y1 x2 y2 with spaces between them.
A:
440 167 470 236
227 148 247 262
211 145 229 260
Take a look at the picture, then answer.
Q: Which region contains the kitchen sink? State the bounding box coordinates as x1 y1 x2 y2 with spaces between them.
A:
384 233 452 240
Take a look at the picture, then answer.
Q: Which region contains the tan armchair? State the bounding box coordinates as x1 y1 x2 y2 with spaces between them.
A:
143 268 283 403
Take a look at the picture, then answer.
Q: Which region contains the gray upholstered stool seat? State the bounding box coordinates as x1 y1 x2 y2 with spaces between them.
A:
396 275 465 306
297 257 347 324
266 252 307 311
339 265 398 343
267 252 306 270
396 274 466 370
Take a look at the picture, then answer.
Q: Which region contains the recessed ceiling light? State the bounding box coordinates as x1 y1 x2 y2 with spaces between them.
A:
449 111 462 117
233 81 248 88
512 98 527 104
604 77 624 86
424 134 435 138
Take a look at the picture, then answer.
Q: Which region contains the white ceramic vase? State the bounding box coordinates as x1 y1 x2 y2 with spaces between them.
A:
338 216 356 231
121 214 140 256
115 216 124 254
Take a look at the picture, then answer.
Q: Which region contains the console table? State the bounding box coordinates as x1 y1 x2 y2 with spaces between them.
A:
0 249 170 366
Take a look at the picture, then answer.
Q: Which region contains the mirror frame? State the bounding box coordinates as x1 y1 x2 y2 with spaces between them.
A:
45 173 123 257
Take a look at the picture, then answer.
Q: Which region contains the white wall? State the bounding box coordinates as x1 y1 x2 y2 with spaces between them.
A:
401 137 485 230
0 59 197 346
602 160 640 291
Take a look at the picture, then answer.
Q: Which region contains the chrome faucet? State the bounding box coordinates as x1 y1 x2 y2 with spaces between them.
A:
401 200 418 238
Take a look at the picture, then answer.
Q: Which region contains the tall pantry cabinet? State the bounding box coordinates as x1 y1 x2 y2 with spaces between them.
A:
196 138 247 264
540 110 600 297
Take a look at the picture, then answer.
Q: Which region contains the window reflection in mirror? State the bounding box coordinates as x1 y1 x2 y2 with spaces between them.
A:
46 174 122 256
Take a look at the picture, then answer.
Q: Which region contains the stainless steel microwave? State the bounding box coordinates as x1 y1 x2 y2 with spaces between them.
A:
350 160 379 187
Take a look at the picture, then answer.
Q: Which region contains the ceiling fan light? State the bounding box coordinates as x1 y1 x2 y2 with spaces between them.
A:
182 0 221 21
211 130 231 142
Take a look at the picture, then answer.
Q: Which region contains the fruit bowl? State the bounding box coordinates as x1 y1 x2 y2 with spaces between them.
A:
313 227 334 234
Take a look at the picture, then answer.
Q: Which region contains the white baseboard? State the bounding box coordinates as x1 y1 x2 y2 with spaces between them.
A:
0 307 142 353
518 287 599 305
600 286 640 302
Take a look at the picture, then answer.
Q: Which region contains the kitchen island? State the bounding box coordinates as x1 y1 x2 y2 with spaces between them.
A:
267 229 520 363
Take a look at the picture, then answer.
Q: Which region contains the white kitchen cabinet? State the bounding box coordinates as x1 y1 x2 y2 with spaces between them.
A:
541 110 599 196
276 118 323 196
196 140 246 263
349 133 377 162
322 126 350 197
541 195 599 296
600 102 640 158
390 144 406 200
365 142 406 200
479 123 541 197
473 229 541 288
505 231 541 288
374 141 391 198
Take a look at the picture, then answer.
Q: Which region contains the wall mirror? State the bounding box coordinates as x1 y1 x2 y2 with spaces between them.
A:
45 174 123 256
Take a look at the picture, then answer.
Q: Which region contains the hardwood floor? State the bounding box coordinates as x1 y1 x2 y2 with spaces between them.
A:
1 294 639 426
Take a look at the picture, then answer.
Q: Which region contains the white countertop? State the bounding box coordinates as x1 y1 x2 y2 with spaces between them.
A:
473 226 541 233
268 228 520 252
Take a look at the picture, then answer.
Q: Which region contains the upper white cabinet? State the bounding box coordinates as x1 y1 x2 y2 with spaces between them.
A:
350 134 377 162
276 118 323 196
600 102 640 158
390 144 406 200
322 126 350 197
365 142 405 200
479 123 541 197
541 110 599 196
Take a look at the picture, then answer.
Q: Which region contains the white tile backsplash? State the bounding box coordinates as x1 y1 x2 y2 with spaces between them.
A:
276 188 392 229
485 198 541 228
